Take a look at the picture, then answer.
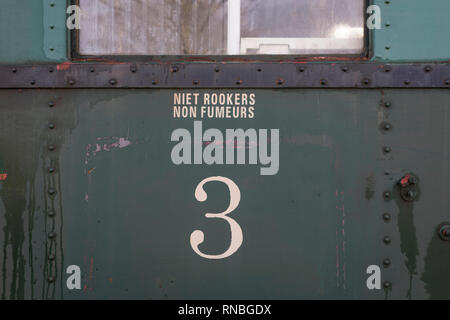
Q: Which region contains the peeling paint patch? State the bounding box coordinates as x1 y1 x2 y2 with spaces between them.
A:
0 173 8 181
85 137 132 165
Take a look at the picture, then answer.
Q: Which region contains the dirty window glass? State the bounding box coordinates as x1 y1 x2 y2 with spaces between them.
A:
78 0 365 55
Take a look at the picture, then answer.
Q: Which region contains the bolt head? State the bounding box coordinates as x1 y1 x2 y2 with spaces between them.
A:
109 79 117 85
47 276 55 282
48 145 55 151
48 232 56 239
383 281 392 289
48 210 56 217
320 79 327 85
48 167 55 173
383 236 391 244
48 189 56 196
383 146 392 153
383 213 391 221
384 123 392 131
48 254 56 261
383 258 391 267
384 101 391 108
48 123 55 130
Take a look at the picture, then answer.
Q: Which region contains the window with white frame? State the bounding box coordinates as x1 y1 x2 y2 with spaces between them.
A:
77 0 366 56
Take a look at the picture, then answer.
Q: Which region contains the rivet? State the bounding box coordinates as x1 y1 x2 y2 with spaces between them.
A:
383 258 391 267
385 22 390 27
130 64 137 73
48 123 55 130
49 102 55 108
385 1 390 4
384 170 390 176
48 189 56 196
152 80 158 85
47 276 55 283
49 67 54 73
49 48 54 52
383 146 392 153
383 213 391 221
192 80 199 85
48 210 56 217
384 123 392 131
383 191 391 200
48 254 56 261
384 66 392 73
30 80 36 85
48 167 55 173
383 281 392 289
90 67 95 73
298 66 306 73
236 80 242 85
48 145 55 151
215 66 221 72
424 66 432 73
384 101 391 108
383 236 391 244
50 2 55 7
170 66 179 73
320 79 327 86
109 79 117 86
277 79 285 85
404 80 411 85
12 68 17 73
68 79 75 86
445 80 450 86
48 232 56 239
385 45 391 50
257 67 262 72
341 67 348 72
50 25 55 30
362 78 370 85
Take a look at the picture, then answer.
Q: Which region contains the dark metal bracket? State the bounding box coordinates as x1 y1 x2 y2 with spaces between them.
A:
0 62 449 89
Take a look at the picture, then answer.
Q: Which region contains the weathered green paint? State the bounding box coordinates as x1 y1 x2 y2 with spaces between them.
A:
0 0 449 63
0 89 449 299
372 0 450 61
0 0 67 63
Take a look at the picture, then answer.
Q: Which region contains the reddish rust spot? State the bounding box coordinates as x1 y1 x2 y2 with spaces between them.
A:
400 175 411 187
0 173 8 181
56 62 72 71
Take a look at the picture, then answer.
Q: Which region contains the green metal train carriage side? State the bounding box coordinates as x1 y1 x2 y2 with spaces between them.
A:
0 0 449 300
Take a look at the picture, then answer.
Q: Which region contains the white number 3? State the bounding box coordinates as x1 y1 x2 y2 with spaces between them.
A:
190 176 243 259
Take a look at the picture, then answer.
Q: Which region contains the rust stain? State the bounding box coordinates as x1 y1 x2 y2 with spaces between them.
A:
400 175 412 187
87 167 96 175
0 173 7 181
56 62 72 71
